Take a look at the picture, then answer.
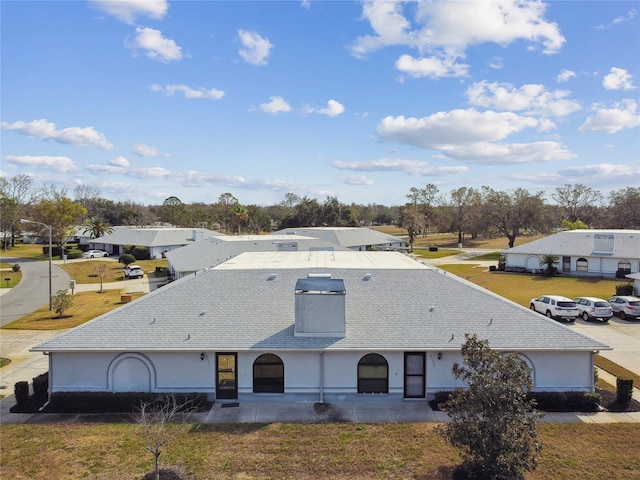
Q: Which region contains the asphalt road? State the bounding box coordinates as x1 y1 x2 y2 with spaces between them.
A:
0 257 71 326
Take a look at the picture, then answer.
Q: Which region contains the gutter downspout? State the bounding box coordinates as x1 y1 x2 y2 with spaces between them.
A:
319 352 324 403
38 352 52 412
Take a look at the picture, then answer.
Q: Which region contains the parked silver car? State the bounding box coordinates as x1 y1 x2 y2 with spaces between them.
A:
124 264 144 279
83 249 109 258
574 297 612 322
607 295 640 320
529 295 579 321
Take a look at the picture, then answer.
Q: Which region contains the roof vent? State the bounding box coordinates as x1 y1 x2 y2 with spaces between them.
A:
363 273 372 281
268 273 277 281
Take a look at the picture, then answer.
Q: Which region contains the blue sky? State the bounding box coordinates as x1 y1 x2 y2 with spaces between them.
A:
2 0 639 207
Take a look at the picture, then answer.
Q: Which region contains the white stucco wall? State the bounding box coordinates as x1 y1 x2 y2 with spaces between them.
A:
48 347 596 402
507 253 639 277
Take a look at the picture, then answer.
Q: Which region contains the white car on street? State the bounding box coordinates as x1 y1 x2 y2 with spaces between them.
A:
83 249 109 258
529 295 579 321
574 297 612 322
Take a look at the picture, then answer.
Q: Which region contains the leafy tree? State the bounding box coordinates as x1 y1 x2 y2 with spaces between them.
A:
540 253 559 276
607 187 640 229
83 216 114 239
0 174 35 248
245 204 273 233
119 254 136 266
561 219 588 230
52 289 74 318
233 204 249 234
161 196 186 226
134 394 196 480
552 184 603 226
446 187 481 245
481 187 546 248
439 334 542 480
31 186 87 257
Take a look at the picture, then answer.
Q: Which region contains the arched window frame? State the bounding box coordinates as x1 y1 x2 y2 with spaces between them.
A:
357 353 388 394
576 257 588 272
253 353 284 394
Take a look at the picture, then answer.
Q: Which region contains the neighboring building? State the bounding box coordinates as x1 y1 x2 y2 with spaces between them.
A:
33 251 608 404
274 227 407 252
166 234 349 279
503 230 640 278
88 227 221 258
626 272 640 296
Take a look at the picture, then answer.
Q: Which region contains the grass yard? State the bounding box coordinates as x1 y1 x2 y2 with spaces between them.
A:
437 263 629 309
59 258 168 284
0 423 637 479
1 289 145 330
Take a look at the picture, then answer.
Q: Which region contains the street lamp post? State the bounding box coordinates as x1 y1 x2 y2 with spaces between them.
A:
20 218 53 310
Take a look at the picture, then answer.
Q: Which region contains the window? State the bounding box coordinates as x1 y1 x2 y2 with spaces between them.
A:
576 258 588 272
253 354 284 393
618 260 631 273
358 353 388 394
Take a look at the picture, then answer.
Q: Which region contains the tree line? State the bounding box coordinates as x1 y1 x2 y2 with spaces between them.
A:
1 174 638 252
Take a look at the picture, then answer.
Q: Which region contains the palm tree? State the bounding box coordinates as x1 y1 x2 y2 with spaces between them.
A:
540 253 559 277
83 216 114 239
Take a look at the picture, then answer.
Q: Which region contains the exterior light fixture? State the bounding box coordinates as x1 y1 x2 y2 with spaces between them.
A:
437 352 442 360
200 352 205 361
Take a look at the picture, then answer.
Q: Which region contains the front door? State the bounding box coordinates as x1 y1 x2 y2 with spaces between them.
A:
216 353 237 400
562 256 571 273
404 352 425 398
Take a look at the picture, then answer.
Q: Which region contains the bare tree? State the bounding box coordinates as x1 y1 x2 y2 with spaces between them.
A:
134 394 197 480
552 184 603 225
94 263 108 293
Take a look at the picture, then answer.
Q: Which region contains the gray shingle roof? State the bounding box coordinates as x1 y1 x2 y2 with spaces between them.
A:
505 230 640 258
166 234 349 273
95 227 221 248
274 227 406 249
33 251 608 353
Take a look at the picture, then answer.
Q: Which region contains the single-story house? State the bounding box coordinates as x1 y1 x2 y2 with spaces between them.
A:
89 227 221 258
166 234 350 279
503 229 640 277
274 227 407 251
32 251 608 404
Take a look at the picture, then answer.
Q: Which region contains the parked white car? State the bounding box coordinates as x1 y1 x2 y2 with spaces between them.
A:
83 249 109 258
529 295 579 321
124 264 144 279
574 297 612 322
607 296 640 320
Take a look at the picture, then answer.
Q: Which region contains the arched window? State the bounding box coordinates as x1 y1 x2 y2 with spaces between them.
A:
576 257 588 272
253 354 284 393
358 353 388 394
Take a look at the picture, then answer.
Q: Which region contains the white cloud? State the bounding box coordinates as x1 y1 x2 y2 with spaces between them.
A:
150 83 224 99
110 156 130 168
438 141 575 164
87 157 171 179
395 54 469 78
377 109 540 148
133 144 170 157
488 56 503 70
238 30 273 65
597 8 638 29
557 162 640 179
1 119 114 150
579 99 640 133
305 99 345 117
337 175 374 186
129 27 182 62
5 155 76 173
259 96 291 114
465 81 581 117
300 0 311 9
602 67 636 91
89 0 168 25
351 0 565 78
332 158 468 176
557 69 576 83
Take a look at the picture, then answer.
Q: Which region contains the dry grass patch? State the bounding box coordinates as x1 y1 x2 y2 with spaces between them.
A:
437 264 628 308
2 290 144 330
59 259 168 284
0 423 638 479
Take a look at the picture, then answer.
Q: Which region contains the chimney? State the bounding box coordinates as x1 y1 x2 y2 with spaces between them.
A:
294 275 345 337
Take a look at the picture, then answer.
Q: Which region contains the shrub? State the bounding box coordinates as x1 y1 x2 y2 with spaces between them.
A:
14 381 29 405
528 391 601 412
615 284 634 296
32 372 48 398
132 246 150 260
65 249 84 259
616 377 634 404
46 392 211 413
12 263 20 272
119 253 136 266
